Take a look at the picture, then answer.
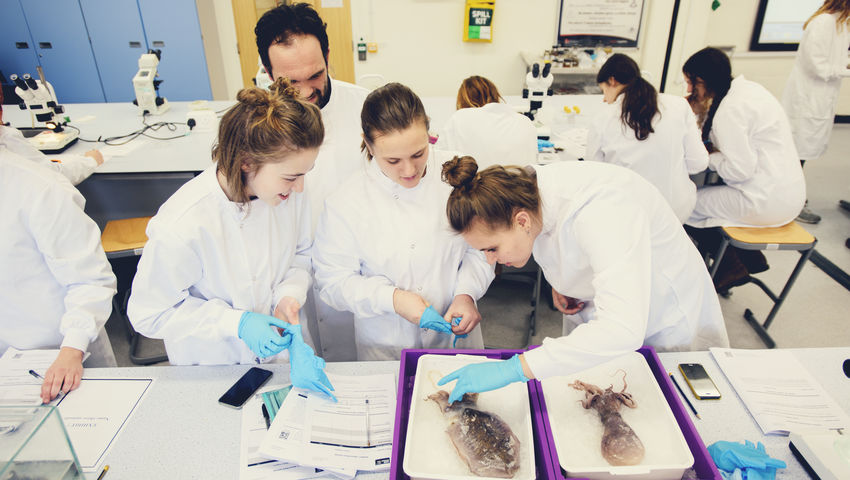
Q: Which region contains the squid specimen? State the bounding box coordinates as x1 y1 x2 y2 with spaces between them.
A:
429 390 521 478
569 373 645 466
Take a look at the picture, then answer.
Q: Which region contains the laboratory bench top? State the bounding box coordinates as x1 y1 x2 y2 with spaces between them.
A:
76 347 849 479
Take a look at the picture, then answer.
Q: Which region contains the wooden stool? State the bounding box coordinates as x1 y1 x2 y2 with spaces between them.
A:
708 222 817 348
101 217 167 365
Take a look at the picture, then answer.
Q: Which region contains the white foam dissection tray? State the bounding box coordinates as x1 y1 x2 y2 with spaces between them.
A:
403 354 536 480
541 352 693 480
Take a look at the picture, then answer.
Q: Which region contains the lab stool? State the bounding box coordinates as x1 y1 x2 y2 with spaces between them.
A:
101 217 168 365
708 222 816 348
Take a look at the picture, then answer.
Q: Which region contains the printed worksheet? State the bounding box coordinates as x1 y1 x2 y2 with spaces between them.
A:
711 348 850 435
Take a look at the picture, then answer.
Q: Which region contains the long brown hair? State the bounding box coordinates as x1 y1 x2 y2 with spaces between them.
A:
596 54 658 141
360 82 429 160
213 78 324 204
805 0 850 30
441 155 540 232
456 76 503 109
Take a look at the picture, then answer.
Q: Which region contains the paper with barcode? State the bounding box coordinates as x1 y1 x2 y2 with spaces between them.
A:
710 347 850 435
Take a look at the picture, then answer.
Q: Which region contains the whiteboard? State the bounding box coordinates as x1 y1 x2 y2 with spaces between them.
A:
558 0 645 47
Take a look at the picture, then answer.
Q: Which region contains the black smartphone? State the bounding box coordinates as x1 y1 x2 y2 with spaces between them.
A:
219 367 273 409
678 363 721 400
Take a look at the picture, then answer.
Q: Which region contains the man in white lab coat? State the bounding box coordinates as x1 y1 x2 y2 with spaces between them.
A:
0 149 117 403
0 89 104 185
256 3 369 361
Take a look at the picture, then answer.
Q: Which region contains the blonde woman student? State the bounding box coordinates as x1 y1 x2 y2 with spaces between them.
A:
313 83 495 361
129 80 333 398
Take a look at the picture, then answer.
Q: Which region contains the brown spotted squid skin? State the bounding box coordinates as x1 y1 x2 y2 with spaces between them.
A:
569 376 645 466
428 390 521 478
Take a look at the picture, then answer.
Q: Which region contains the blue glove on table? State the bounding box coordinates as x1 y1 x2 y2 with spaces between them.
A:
708 440 786 480
438 354 529 404
238 312 292 358
419 306 453 334
288 324 337 402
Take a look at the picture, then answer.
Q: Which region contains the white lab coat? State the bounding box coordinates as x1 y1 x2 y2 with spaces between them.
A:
687 76 806 228
586 93 708 223
303 78 370 362
127 166 313 366
0 125 99 185
782 13 850 160
522 162 728 380
0 150 116 366
313 147 495 361
436 103 538 170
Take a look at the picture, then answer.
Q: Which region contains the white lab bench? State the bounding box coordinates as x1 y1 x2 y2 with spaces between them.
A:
77 347 848 479
5 96 600 228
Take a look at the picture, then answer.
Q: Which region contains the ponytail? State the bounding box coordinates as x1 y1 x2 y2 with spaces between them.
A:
682 47 733 144
597 53 658 141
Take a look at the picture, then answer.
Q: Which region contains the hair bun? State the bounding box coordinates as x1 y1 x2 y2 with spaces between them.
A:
442 155 479 190
236 87 272 107
269 77 300 100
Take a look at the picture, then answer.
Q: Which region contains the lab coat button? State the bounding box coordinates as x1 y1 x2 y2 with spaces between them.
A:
393 194 399 199
410 243 415 249
417 287 422 292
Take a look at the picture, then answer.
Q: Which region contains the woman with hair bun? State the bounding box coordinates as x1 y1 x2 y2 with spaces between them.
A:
312 83 494 361
436 157 728 404
128 79 334 398
436 75 538 170
587 54 708 223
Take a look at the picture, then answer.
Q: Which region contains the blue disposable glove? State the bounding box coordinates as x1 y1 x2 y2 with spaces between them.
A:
451 316 467 348
419 306 453 334
438 354 529 404
287 324 337 402
708 440 786 480
238 312 292 358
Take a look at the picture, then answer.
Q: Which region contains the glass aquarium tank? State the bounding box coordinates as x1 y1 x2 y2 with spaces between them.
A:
0 406 83 480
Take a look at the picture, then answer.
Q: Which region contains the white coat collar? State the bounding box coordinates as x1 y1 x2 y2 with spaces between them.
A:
202 165 255 221
528 164 558 236
365 144 437 196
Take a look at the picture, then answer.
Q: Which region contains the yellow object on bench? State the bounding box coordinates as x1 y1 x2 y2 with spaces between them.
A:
708 221 817 348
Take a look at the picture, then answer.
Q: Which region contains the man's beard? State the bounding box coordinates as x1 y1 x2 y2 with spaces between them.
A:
315 75 332 109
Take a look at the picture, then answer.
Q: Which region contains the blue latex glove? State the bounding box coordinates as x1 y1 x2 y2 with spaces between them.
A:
451 317 467 348
419 306 453 334
287 324 337 402
537 139 554 151
438 354 529 404
238 312 292 358
708 440 786 480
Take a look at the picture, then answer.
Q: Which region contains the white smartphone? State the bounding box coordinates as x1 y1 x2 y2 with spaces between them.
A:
678 363 721 400
218 367 273 409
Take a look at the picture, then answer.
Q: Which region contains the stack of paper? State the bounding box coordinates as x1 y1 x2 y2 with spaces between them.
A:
0 348 62 405
257 373 395 479
710 348 850 435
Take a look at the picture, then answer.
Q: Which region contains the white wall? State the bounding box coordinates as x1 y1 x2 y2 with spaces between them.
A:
197 0 242 100
204 0 850 110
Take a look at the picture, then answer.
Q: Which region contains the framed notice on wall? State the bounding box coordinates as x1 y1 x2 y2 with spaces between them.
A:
558 0 645 48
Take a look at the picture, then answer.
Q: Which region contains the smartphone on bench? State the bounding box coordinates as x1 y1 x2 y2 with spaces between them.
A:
219 367 273 409
678 363 721 400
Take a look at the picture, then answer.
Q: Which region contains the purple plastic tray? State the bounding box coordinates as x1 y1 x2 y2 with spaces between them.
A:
390 348 557 480
535 346 721 480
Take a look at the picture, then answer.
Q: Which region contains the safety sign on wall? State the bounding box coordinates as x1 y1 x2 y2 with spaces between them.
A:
464 1 495 42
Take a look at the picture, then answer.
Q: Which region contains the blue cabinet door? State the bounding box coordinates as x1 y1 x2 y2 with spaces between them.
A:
80 0 148 102
138 0 212 101
0 0 40 86
19 0 105 103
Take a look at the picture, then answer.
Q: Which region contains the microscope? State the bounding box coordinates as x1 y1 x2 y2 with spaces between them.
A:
522 62 554 121
254 58 273 90
132 49 169 115
10 68 79 153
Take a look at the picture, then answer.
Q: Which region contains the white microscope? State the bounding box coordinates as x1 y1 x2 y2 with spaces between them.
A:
132 49 169 115
10 68 79 153
522 61 554 121
254 58 273 90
